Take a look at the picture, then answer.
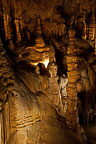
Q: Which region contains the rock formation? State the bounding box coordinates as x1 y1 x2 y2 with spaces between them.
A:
0 0 96 144
66 29 79 132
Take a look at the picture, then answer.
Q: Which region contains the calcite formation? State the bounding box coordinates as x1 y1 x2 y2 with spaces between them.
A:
66 29 79 131
14 19 22 43
0 0 96 144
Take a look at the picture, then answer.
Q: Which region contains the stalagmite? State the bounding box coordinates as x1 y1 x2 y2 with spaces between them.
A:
66 29 79 132
48 63 60 106
59 75 68 117
48 63 63 114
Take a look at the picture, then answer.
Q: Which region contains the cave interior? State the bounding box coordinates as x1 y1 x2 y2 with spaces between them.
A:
0 0 96 144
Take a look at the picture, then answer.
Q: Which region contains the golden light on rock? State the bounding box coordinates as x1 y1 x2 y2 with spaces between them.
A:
42 58 49 68
30 58 49 68
30 62 38 66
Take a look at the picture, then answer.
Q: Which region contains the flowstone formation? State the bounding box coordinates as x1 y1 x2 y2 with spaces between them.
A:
0 0 96 144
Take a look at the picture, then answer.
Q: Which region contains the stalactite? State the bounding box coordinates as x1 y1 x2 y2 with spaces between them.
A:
66 29 79 132
88 10 95 41
14 19 22 43
2 8 14 50
13 1 21 43
82 10 87 40
35 18 45 48
3 9 12 42
3 9 8 41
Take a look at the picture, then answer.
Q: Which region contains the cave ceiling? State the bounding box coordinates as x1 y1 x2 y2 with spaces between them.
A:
0 0 95 74
0 0 95 80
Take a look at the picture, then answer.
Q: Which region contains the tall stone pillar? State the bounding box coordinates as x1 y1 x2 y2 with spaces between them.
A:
66 29 79 132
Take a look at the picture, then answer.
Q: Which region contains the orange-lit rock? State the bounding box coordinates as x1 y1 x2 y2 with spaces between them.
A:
66 29 79 132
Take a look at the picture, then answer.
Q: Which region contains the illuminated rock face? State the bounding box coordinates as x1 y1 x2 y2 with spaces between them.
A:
0 0 96 144
17 18 55 68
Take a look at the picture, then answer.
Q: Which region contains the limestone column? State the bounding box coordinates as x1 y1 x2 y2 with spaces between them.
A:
66 29 79 132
